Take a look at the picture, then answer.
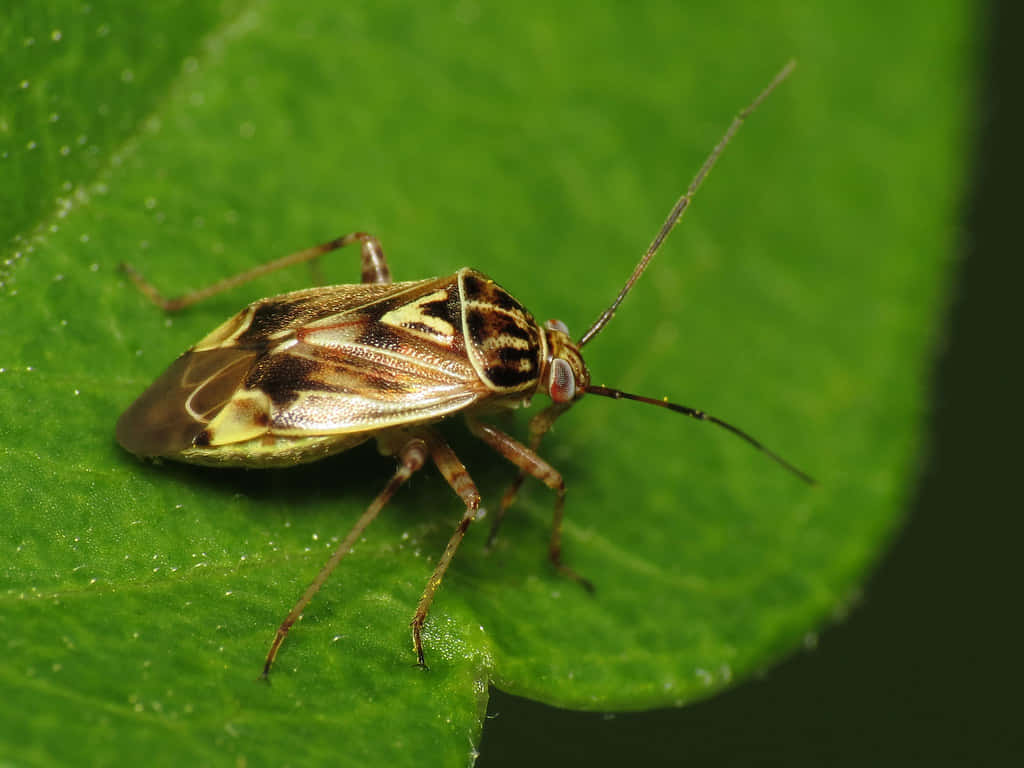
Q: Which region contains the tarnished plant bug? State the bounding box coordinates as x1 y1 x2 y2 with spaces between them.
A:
116 61 811 678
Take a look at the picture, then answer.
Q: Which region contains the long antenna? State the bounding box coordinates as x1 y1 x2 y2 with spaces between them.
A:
578 60 796 348
587 384 814 484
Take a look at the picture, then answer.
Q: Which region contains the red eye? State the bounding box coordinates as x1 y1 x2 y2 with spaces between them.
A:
548 358 576 403
545 319 570 335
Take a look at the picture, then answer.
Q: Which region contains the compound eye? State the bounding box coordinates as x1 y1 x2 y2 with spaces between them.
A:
545 319 570 336
548 357 576 403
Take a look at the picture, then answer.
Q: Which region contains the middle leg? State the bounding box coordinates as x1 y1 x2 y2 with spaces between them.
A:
261 435 429 678
409 430 483 668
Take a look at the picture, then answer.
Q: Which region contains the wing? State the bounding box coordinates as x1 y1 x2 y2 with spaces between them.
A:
116 277 489 459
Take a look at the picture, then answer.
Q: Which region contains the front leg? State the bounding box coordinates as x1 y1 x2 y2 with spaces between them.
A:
488 401 571 547
466 414 593 592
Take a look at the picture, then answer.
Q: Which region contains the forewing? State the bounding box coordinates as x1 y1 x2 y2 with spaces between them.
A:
254 278 487 435
116 344 261 456
117 278 488 458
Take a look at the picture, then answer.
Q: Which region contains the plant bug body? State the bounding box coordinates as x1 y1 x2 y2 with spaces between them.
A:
116 61 810 678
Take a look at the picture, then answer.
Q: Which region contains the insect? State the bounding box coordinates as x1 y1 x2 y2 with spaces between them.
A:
116 61 811 678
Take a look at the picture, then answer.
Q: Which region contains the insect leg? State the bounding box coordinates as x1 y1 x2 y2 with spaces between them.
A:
355 233 391 284
487 402 571 548
466 415 594 592
122 232 391 312
261 436 429 679
409 431 482 668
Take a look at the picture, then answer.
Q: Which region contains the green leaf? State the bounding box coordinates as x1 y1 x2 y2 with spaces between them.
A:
1 0 971 765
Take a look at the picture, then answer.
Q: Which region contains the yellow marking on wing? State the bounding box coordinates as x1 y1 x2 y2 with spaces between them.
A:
193 306 255 351
380 289 456 343
201 389 272 446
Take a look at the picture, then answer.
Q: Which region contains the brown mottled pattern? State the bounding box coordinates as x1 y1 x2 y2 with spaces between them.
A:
458 269 543 393
235 282 408 343
117 277 490 464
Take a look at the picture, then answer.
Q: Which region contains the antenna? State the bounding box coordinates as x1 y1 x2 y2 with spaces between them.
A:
587 385 814 484
578 60 796 347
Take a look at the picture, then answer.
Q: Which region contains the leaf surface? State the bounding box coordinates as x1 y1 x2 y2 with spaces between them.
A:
0 0 971 765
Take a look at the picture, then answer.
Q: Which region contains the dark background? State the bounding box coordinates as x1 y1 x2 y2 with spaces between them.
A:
478 1 1021 764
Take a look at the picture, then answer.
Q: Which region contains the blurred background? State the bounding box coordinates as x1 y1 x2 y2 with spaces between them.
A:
479 0 1021 764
